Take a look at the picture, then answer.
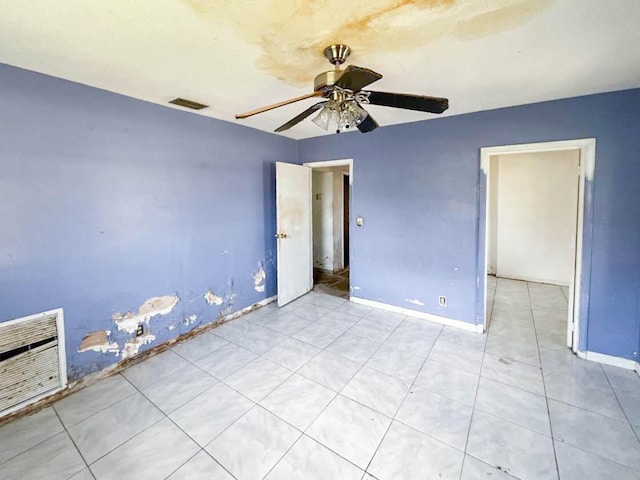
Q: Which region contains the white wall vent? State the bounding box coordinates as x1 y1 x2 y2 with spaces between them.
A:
0 308 67 417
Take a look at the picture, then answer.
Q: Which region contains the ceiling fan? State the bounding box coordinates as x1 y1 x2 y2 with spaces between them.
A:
235 44 449 134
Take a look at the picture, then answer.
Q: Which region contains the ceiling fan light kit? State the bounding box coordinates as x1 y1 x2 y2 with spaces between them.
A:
235 44 449 134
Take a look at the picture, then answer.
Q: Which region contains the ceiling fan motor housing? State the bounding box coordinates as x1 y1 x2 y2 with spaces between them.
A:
314 70 344 92
315 44 352 92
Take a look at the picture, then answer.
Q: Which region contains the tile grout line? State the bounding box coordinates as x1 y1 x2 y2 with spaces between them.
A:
458 276 495 480
0 409 75 468
362 322 443 476
51 407 96 480
257 297 368 479
600 368 640 443
119 371 241 480
261 307 409 479
527 281 562 480
197 296 358 478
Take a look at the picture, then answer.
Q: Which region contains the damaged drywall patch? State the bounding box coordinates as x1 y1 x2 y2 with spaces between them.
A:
253 266 266 292
406 298 426 306
121 333 156 360
204 290 223 305
78 330 119 355
113 295 179 334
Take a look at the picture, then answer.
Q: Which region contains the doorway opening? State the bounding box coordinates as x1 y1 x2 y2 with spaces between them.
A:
310 164 350 298
481 139 595 354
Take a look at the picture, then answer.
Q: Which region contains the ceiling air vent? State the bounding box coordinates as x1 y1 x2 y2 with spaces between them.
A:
169 98 209 110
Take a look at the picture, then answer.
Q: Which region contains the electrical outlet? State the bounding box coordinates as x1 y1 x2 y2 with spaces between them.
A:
136 324 144 337
439 296 447 307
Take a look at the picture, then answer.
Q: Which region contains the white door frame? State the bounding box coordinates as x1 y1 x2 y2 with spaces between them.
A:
303 158 353 279
303 158 354 184
481 139 596 352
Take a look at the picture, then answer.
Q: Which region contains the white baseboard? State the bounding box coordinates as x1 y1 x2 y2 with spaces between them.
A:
350 297 483 333
577 350 640 375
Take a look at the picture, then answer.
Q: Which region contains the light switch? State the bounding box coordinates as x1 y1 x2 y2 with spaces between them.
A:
356 217 364 227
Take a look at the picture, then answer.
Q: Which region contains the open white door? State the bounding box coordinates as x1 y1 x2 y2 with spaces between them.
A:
276 162 313 306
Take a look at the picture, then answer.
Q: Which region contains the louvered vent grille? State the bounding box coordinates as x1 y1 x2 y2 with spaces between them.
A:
0 310 66 416
168 98 209 110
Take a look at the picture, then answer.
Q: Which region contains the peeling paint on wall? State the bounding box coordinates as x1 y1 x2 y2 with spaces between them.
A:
112 295 179 334
204 290 223 305
219 292 238 316
406 298 426 306
78 330 119 354
121 333 156 360
183 314 198 326
253 266 266 292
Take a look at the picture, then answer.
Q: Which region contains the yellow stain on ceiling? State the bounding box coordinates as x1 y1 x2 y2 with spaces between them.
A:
180 0 555 85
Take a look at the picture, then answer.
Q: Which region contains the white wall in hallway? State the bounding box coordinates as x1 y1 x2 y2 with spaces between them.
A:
312 171 334 270
491 150 580 286
312 166 349 272
331 168 349 272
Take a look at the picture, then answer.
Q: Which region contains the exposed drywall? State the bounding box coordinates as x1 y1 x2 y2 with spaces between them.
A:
78 331 119 354
299 88 640 361
0 64 297 380
113 295 179 334
253 266 267 293
204 290 223 306
493 150 580 285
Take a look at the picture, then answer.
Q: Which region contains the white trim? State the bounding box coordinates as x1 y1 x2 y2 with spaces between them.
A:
302 158 354 291
303 158 354 185
350 296 483 333
0 307 67 418
577 350 640 374
480 139 596 355
54 308 68 388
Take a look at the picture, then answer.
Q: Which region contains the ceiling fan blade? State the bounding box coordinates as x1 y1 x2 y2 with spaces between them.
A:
357 111 379 133
363 91 449 114
335 65 383 91
235 91 324 119
274 102 327 132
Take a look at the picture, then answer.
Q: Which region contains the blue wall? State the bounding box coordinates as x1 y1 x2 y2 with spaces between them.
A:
0 65 297 379
299 89 640 361
2 62 638 379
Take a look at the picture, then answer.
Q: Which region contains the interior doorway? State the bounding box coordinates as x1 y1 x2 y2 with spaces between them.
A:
310 164 350 298
275 159 352 307
481 139 596 353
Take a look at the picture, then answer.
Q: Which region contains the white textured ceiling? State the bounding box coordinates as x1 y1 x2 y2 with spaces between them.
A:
1 0 639 139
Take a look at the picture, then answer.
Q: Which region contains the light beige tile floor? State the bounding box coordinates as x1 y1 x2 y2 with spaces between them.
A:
1 277 640 479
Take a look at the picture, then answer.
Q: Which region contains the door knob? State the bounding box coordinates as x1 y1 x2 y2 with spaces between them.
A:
275 233 288 239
